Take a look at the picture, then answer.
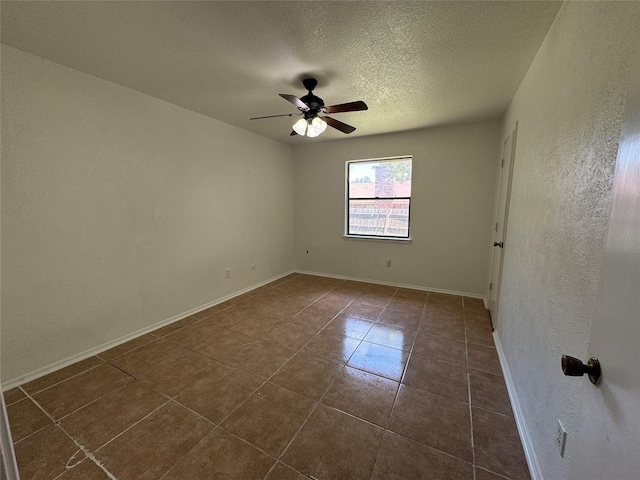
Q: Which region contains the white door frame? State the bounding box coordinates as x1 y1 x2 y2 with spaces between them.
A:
1 391 20 479
489 122 517 327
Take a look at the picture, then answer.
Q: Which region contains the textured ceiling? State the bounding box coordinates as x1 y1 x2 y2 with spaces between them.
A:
1 1 561 145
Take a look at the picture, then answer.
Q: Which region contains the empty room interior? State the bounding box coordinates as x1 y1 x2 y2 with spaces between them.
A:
1 1 639 480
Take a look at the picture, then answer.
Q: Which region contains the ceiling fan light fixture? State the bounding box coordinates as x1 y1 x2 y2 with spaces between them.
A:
293 118 308 136
308 116 327 137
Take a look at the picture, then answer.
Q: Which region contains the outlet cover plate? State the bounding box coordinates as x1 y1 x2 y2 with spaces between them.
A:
556 420 567 457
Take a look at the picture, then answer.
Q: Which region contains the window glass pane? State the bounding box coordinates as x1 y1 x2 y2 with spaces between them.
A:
348 158 412 199
348 199 410 237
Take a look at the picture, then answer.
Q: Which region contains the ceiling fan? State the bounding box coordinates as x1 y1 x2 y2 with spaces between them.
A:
250 78 368 137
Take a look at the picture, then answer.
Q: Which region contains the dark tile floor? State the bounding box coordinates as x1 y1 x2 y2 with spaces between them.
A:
5 273 530 480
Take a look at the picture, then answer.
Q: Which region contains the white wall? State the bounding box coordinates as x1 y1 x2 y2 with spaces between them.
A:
1 45 294 384
293 122 500 295
496 3 639 479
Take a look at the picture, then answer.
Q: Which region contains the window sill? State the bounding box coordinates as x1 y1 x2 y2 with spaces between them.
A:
343 235 412 244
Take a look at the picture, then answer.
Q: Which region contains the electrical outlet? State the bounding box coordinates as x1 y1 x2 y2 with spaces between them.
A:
386 259 391 267
225 268 231 278
555 420 567 457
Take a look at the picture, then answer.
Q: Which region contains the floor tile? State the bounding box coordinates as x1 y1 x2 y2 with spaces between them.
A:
403 355 469 403
270 352 343 400
256 299 308 320
151 315 201 338
229 340 296 378
59 380 167 450
4 387 26 405
466 323 495 347
386 296 425 314
388 384 472 462
174 363 263 424
467 344 502 375
341 302 384 321
311 297 351 316
365 284 397 296
423 303 463 322
97 333 158 361
282 404 384 480
472 407 531 480
356 291 393 308
412 335 467 365
95 402 214 480
228 313 284 339
221 382 315 456
236 293 278 312
321 290 358 304
363 324 416 351
394 288 428 301
303 330 361 364
370 431 473 480
475 467 513 480
322 366 398 427
56 458 112 479
323 314 375 340
265 462 309 480
22 356 104 395
33 363 134 420
110 339 219 397
162 427 275 480
261 321 319 350
290 309 335 331
207 306 256 329
427 292 463 307
378 308 421 331
347 341 409 381
464 310 492 326
470 370 512 416
463 296 489 314
14 424 83 480
420 321 467 343
172 323 257 362
7 397 52 443
193 303 232 320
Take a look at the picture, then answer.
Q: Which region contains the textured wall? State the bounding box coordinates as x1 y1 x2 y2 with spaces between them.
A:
496 3 639 479
293 121 500 295
1 46 294 383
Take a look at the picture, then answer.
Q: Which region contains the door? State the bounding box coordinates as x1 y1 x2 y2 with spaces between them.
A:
567 42 639 480
489 123 517 324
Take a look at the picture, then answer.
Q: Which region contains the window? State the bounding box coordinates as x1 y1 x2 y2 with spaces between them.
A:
346 156 412 239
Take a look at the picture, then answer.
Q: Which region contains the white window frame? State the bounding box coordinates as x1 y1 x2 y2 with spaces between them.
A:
344 155 413 242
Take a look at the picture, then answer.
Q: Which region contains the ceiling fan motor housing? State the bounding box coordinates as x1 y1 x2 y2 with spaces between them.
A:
300 78 324 118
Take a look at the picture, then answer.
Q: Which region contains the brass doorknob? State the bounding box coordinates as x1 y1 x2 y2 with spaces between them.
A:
561 355 601 385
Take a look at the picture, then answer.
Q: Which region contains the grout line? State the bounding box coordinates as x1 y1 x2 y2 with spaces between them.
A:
19 388 121 479
57 425 119 480
462 302 478 480
20 362 106 397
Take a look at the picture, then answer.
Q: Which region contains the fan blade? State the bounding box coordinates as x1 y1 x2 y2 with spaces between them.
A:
250 113 301 120
322 101 368 114
279 94 310 111
324 116 356 134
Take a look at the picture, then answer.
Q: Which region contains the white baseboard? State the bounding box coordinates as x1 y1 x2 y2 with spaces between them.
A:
1 270 295 391
295 269 486 301
493 331 543 480
3 270 483 391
